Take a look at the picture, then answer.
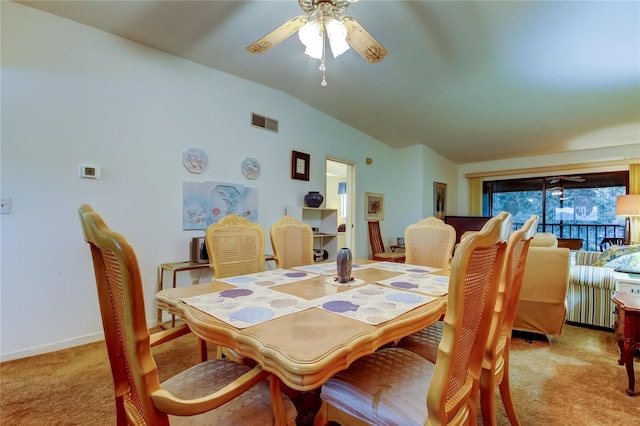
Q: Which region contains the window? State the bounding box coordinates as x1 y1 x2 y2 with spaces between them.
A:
338 181 347 220
484 171 628 251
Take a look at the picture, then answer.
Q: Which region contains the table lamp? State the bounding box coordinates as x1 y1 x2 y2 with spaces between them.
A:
616 194 640 245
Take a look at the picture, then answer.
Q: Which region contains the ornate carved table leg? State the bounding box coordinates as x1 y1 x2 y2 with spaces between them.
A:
624 342 639 396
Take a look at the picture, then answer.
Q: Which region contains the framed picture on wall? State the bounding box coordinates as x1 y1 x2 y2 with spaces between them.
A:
365 192 385 221
291 150 310 181
434 182 447 220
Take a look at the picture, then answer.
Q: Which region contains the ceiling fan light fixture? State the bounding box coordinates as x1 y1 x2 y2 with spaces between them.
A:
247 0 387 87
299 20 323 59
326 18 349 58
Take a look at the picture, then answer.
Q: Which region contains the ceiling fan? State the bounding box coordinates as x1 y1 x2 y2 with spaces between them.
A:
246 0 387 86
548 176 586 184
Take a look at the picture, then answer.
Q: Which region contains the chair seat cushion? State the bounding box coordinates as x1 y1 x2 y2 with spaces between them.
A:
320 348 433 426
164 358 297 425
375 252 406 260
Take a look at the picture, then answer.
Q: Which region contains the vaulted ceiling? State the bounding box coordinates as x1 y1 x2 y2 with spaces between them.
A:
16 0 640 164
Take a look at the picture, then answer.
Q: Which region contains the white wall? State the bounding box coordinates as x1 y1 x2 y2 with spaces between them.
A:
389 145 459 241
0 3 418 360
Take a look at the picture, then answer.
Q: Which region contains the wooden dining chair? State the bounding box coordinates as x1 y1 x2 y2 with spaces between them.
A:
404 216 456 268
314 213 511 426
78 204 297 425
368 220 405 262
600 237 625 251
270 215 314 269
397 214 538 426
205 214 266 279
479 215 538 426
205 214 266 361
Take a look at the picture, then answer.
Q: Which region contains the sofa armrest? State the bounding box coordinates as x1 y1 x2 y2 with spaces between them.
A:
568 265 616 290
574 250 601 266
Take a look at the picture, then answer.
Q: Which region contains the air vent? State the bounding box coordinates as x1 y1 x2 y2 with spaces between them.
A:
251 113 278 133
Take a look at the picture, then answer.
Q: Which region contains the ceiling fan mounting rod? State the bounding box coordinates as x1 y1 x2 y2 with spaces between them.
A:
299 0 350 16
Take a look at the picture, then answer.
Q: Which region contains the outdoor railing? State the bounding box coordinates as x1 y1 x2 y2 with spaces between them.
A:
513 222 626 252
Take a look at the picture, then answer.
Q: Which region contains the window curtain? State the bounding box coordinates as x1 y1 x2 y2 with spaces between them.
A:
338 182 347 194
468 177 483 216
630 164 639 244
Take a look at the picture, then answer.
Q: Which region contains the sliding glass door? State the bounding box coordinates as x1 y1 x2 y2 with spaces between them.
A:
484 171 628 251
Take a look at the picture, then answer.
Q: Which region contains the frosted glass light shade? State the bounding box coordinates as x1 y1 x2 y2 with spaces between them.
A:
299 20 323 59
326 18 350 58
299 18 350 59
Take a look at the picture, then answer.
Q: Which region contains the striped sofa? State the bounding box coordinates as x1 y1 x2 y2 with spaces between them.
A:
566 251 616 329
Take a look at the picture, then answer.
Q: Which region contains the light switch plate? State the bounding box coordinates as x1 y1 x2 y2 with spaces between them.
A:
1 198 12 214
79 163 101 179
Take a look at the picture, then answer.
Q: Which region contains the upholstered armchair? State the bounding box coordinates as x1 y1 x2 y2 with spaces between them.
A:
513 233 570 335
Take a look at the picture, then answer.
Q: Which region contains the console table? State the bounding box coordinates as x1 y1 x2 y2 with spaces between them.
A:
157 261 212 328
612 292 640 396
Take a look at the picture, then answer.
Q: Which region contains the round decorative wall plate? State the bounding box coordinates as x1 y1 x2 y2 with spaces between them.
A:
183 148 208 174
241 157 261 180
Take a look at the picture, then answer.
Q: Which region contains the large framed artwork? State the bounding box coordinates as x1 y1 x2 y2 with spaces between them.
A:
434 182 446 220
365 192 384 221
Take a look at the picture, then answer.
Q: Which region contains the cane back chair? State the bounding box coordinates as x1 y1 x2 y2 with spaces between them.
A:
315 212 511 425
404 216 456 268
270 215 314 269
205 214 266 279
78 205 296 425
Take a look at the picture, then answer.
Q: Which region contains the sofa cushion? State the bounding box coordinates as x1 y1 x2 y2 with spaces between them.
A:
604 252 640 272
594 245 640 267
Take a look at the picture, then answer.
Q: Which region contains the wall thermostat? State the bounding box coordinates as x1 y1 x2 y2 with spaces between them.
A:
79 164 101 179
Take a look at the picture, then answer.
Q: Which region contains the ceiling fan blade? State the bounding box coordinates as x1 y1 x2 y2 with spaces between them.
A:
246 15 309 54
340 16 387 64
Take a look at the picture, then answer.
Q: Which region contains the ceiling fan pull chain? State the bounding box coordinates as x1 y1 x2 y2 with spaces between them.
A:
320 27 328 87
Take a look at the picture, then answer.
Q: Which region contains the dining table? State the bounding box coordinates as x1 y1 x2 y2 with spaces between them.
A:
156 260 448 425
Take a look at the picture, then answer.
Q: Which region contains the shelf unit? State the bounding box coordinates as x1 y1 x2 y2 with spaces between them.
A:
286 207 338 261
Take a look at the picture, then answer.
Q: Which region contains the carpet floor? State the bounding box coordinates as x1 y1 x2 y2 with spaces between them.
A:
1 323 639 425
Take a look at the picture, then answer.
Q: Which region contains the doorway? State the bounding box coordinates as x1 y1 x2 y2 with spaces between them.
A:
326 159 355 256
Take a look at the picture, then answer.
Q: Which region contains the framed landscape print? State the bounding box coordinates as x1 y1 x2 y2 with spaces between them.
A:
365 192 384 221
291 150 310 181
434 182 446 220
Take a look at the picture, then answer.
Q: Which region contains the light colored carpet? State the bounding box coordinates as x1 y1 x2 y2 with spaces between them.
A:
1 324 638 425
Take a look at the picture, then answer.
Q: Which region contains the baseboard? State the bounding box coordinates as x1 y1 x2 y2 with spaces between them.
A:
1 319 159 362
0 331 105 363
